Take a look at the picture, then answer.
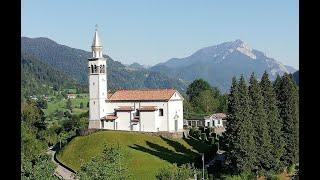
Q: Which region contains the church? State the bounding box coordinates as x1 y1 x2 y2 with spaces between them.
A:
87 27 184 133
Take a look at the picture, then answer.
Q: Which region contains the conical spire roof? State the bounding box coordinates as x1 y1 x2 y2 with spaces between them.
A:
92 25 102 47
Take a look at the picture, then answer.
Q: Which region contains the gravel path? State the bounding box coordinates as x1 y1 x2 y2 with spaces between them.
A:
47 148 76 180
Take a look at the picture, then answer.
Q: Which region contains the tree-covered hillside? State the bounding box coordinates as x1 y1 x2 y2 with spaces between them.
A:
292 70 299 85
21 37 188 92
21 52 77 98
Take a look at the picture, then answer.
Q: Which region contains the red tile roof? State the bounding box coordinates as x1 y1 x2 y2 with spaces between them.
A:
138 106 158 111
103 115 118 120
107 89 177 101
212 113 227 119
115 106 134 111
107 93 113 99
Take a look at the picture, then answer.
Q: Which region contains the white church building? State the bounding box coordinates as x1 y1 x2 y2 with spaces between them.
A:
87 27 184 132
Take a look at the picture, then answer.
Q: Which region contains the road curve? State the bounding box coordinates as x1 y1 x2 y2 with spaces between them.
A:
47 148 76 180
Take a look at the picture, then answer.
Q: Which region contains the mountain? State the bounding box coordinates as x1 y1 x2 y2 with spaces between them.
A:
150 39 297 92
292 70 299 85
21 51 77 98
127 62 148 70
21 37 187 92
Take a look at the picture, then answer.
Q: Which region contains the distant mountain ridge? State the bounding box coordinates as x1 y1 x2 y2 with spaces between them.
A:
150 39 296 92
21 37 188 92
21 51 77 97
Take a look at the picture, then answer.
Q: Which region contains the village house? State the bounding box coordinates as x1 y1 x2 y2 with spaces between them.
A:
67 94 76 99
184 113 227 134
87 27 184 133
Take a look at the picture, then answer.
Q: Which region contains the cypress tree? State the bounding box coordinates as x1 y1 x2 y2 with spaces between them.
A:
248 73 272 175
224 76 256 174
260 71 284 172
277 73 299 168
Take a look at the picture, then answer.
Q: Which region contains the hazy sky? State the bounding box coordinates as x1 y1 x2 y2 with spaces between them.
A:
22 0 299 69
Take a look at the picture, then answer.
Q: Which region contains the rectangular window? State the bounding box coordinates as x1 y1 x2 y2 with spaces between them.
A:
188 121 192 126
159 109 164 116
207 122 210 127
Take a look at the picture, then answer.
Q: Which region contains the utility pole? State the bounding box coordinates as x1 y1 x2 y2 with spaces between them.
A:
202 153 204 180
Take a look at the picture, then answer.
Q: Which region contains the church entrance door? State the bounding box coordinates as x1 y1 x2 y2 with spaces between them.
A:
175 120 178 132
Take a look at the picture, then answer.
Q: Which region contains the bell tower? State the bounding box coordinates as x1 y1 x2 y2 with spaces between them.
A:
88 25 107 129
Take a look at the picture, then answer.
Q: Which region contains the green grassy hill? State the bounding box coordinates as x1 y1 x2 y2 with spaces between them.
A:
57 131 211 179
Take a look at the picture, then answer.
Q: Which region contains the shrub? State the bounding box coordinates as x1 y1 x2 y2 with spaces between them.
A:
205 127 212 137
156 164 195 180
222 171 256 180
198 126 205 133
77 144 131 179
201 133 207 141
208 137 215 145
193 130 202 139
189 127 196 137
288 164 296 174
265 172 280 180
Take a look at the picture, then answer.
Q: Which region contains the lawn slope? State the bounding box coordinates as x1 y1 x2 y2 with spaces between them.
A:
57 130 211 179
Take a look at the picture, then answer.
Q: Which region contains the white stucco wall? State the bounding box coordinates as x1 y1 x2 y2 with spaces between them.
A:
131 123 140 131
213 118 223 127
101 91 183 132
167 99 183 132
104 120 115 130
88 58 107 121
140 111 156 132
106 101 169 131
115 111 131 131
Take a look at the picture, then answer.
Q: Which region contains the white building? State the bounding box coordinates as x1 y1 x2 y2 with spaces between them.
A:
67 94 76 99
87 27 184 132
204 113 227 128
184 113 227 134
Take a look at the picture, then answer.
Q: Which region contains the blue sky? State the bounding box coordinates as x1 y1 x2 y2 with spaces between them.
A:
22 0 299 69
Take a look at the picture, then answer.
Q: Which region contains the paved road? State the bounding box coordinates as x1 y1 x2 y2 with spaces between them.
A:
47 148 76 180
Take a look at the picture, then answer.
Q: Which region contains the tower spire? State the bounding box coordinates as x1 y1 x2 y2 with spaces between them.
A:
91 25 103 58
92 25 102 47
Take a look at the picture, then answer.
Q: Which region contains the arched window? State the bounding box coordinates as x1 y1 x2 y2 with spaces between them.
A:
91 65 94 73
88 66 91 73
94 65 97 73
100 65 102 73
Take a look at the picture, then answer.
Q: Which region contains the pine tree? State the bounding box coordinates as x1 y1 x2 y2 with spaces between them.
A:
248 73 272 175
277 73 299 168
237 75 256 173
224 76 256 174
273 74 282 100
222 77 240 172
260 71 284 172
